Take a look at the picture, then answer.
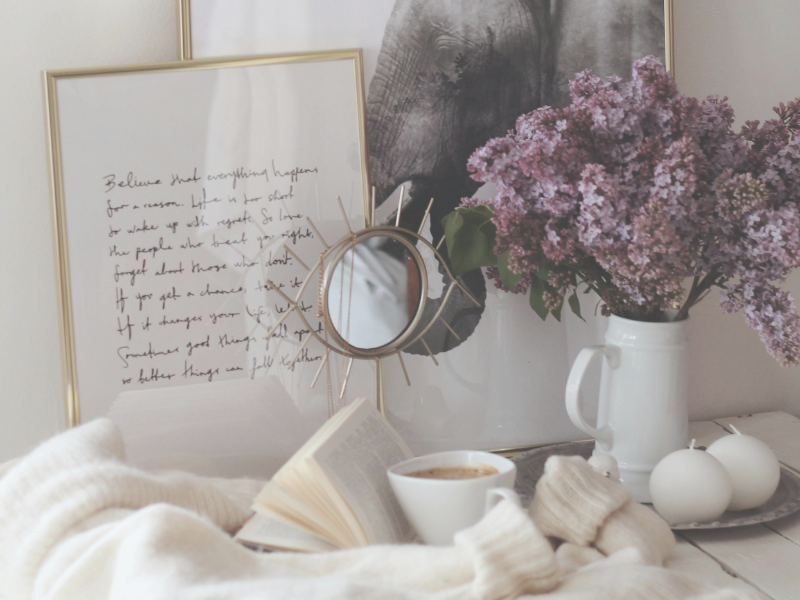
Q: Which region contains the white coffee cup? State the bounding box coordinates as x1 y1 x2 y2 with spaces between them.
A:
388 450 520 546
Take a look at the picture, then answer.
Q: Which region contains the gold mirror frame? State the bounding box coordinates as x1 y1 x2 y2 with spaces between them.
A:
321 227 429 358
261 190 482 415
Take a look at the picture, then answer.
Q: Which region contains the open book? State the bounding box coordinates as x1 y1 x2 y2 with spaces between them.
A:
235 397 416 552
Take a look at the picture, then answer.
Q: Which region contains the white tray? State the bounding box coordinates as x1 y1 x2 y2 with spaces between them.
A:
511 440 800 530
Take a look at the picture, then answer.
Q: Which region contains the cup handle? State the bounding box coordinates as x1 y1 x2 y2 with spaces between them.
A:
565 345 618 450
485 487 521 515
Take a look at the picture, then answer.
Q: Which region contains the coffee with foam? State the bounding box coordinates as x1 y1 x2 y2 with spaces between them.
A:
404 464 499 480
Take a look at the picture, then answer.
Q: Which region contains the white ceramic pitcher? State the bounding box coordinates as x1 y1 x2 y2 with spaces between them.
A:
565 314 689 502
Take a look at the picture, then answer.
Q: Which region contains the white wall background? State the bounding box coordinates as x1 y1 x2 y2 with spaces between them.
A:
674 0 800 420
0 1 177 462
2 0 800 461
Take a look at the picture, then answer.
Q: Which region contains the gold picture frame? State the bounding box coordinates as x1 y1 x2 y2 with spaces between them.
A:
177 1 675 76
176 0 675 450
44 50 371 427
665 0 675 75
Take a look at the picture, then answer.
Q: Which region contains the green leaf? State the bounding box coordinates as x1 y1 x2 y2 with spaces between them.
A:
497 252 522 290
442 206 497 276
551 299 563 322
568 291 586 322
535 264 550 281
528 277 549 321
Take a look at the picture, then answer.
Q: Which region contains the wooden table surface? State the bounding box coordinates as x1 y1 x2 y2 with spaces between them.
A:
666 411 800 599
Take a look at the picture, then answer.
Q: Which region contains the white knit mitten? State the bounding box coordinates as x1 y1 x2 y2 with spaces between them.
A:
455 500 559 599
530 455 630 546
595 498 675 565
554 542 605 577
530 455 674 566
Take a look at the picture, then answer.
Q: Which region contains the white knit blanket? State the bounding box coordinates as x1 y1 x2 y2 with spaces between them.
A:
0 420 760 600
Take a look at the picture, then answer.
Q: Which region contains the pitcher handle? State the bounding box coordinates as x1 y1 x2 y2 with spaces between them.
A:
565 345 618 450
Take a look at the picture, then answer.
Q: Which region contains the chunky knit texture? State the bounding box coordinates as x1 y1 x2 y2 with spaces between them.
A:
530 456 631 546
531 455 675 567
595 500 675 565
0 420 760 600
455 501 558 597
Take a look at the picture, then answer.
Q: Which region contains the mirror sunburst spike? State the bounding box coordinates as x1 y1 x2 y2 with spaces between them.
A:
455 281 482 308
397 352 411 386
288 335 313 370
282 245 310 272
417 197 435 236
263 305 294 340
305 216 329 249
419 338 439 366
261 279 298 341
376 358 386 415
265 278 295 304
438 316 461 342
339 356 354 400
336 196 354 235
310 350 330 388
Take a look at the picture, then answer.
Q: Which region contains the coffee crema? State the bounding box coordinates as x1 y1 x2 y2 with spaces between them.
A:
404 464 499 480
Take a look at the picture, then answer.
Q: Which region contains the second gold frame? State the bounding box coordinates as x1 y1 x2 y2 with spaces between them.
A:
45 49 371 427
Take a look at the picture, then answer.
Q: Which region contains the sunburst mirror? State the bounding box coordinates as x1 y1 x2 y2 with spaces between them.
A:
260 187 482 415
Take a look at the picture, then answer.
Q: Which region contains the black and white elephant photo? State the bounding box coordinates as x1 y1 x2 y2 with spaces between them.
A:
366 0 666 355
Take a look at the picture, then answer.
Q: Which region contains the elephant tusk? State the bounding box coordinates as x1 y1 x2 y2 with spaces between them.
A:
395 185 406 228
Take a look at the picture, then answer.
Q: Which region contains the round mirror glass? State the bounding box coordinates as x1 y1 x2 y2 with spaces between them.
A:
326 235 422 350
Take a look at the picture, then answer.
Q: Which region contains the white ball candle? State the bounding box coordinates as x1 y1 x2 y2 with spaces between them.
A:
588 453 620 482
649 440 733 524
706 426 781 511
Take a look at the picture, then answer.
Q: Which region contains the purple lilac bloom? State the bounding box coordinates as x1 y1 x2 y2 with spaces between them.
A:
465 56 800 365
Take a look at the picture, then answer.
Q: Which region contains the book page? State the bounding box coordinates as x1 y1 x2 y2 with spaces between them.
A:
235 513 336 553
272 399 362 478
253 481 352 546
311 399 415 544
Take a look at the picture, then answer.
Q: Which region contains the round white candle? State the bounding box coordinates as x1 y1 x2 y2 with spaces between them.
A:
588 453 620 482
649 440 732 524
706 426 780 511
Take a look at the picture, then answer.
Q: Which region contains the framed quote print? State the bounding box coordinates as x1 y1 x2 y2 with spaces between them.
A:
176 0 675 453
44 50 373 427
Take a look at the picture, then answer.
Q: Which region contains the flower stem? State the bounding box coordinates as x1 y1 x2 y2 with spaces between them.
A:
675 271 719 320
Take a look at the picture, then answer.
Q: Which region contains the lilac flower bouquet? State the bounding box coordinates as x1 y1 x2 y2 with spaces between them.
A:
443 56 800 365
